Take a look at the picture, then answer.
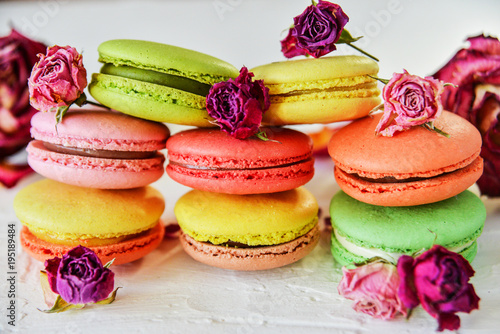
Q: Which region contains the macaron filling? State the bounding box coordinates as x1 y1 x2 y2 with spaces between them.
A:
42 142 157 159
168 156 313 171
23 221 160 247
333 229 477 264
100 63 211 96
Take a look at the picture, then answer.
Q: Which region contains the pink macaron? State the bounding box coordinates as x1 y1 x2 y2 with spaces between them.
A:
166 127 314 194
27 109 170 189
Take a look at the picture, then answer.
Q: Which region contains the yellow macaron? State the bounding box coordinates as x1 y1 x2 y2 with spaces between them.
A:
251 55 380 125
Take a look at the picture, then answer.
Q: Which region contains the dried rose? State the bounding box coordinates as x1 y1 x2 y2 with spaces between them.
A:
44 246 115 306
281 0 349 59
28 45 87 123
0 29 46 158
338 261 407 320
433 34 500 197
375 70 445 137
397 245 480 332
206 67 270 139
280 1 377 61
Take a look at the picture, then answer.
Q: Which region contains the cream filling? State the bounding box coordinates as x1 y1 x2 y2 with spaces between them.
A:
334 229 474 264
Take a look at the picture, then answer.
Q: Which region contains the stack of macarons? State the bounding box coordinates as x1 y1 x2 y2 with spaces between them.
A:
15 108 171 265
164 52 383 270
327 111 487 267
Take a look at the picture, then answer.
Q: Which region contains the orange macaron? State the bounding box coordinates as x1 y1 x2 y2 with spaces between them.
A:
328 111 483 206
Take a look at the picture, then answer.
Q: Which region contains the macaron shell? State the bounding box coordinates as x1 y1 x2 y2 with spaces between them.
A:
330 233 478 268
175 188 318 246
328 111 482 177
20 222 165 265
166 127 314 194
180 224 320 271
167 159 314 194
89 73 213 126
334 156 483 206
27 140 166 189
97 39 239 85
262 96 381 125
30 110 170 151
329 190 485 257
14 180 165 240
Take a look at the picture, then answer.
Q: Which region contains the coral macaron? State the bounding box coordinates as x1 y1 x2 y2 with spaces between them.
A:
14 179 166 265
166 127 314 194
328 111 483 206
27 109 170 189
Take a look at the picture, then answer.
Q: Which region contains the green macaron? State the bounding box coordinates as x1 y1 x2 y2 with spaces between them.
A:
329 190 486 267
89 39 239 126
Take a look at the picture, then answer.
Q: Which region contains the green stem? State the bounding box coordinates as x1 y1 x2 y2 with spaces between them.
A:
84 100 110 109
347 43 379 62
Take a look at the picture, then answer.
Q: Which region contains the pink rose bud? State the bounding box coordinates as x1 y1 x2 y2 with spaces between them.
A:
338 261 407 320
28 45 87 113
376 70 445 137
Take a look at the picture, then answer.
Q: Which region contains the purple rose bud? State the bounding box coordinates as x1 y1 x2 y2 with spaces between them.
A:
433 34 500 197
397 245 480 332
281 1 349 59
206 67 270 139
44 246 115 305
28 45 87 113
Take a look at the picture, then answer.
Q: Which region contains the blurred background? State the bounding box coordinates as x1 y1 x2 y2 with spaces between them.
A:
1 0 500 81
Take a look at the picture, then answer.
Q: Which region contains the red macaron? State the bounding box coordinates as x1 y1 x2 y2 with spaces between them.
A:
166 127 314 194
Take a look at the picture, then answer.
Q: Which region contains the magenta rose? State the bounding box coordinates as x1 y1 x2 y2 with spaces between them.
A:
433 34 500 197
338 261 407 320
0 29 46 158
206 67 270 139
281 0 349 58
375 70 445 137
44 246 115 305
397 245 480 332
28 45 87 114
0 29 46 188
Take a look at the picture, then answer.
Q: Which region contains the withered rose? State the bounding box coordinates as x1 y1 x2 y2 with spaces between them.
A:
433 34 500 196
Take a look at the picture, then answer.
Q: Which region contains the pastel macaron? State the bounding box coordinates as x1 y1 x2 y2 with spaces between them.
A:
166 127 314 194
27 109 170 189
14 179 166 265
250 55 380 125
329 190 486 267
328 111 483 206
89 39 239 126
175 187 320 271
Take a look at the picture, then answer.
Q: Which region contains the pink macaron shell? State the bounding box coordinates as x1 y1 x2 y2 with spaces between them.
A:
30 109 170 152
166 127 314 194
167 158 314 194
27 140 165 189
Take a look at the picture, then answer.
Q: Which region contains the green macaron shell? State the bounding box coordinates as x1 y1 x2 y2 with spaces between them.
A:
89 73 211 126
329 190 485 265
330 233 479 268
97 39 239 85
100 64 211 96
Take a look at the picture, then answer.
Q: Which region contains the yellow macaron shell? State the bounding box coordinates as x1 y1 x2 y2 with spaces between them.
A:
251 55 380 125
14 179 165 242
175 187 319 246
